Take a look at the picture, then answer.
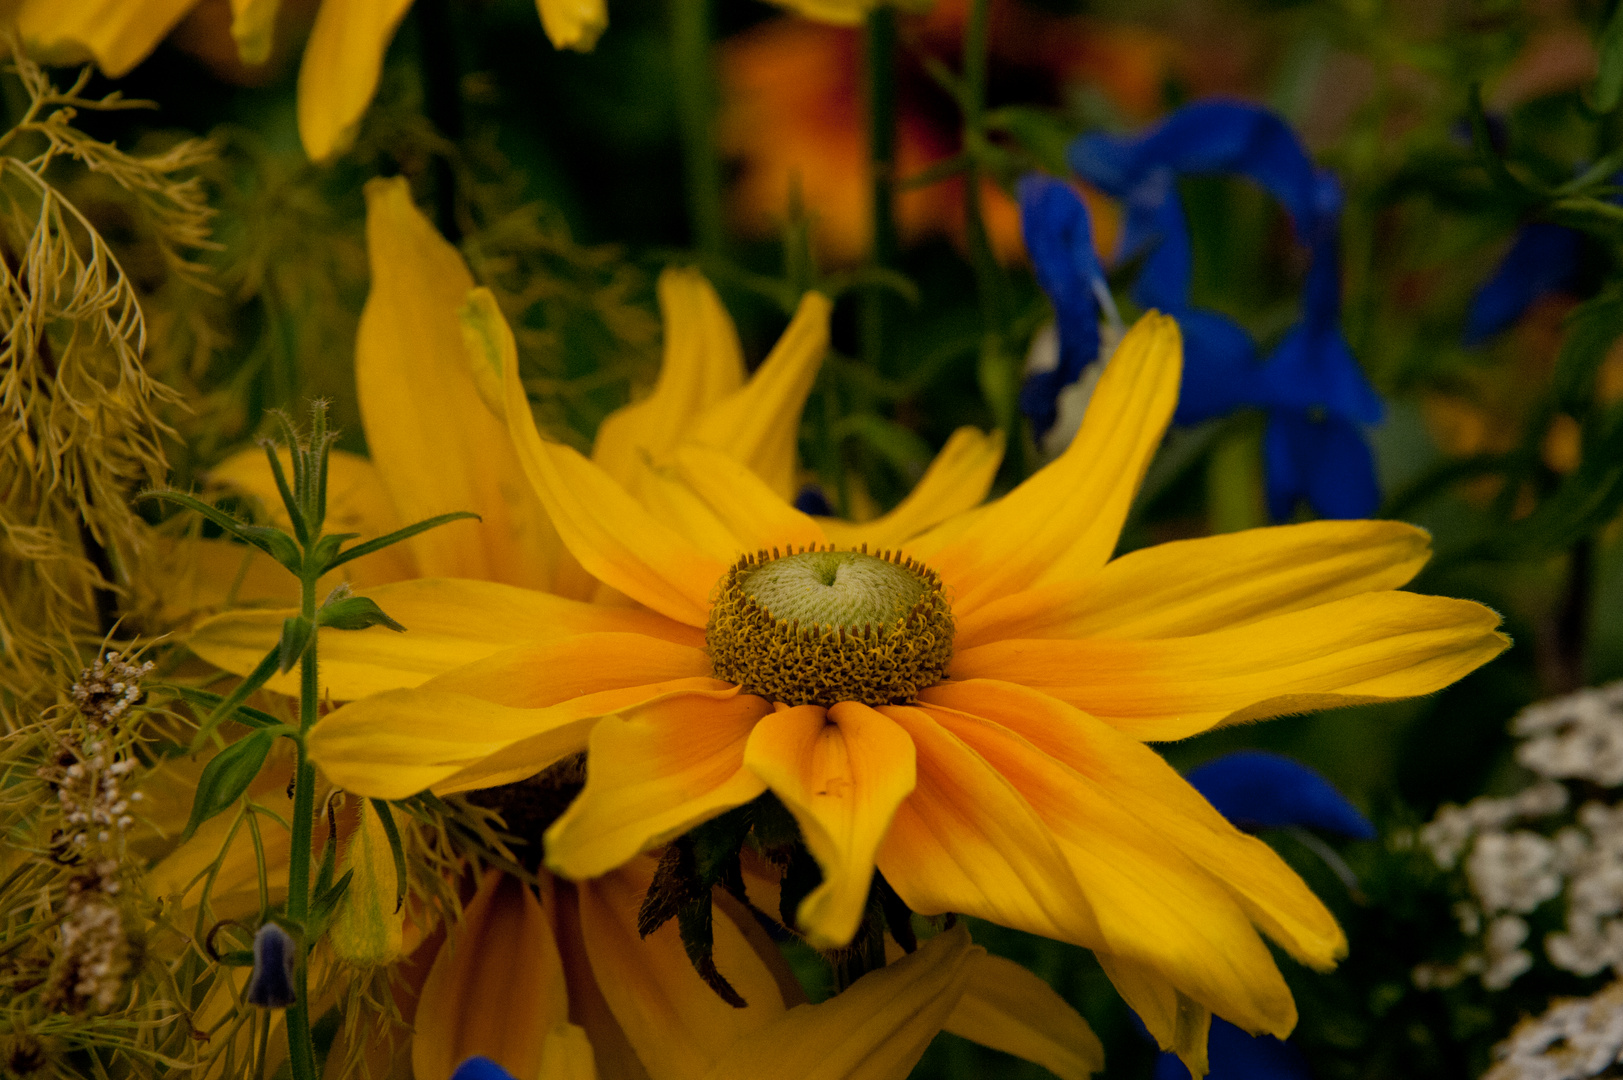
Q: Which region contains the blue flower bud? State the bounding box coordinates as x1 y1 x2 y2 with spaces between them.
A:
247 922 296 1008
450 1057 517 1080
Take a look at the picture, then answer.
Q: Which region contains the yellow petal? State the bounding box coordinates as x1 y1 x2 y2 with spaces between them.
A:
932 313 1180 614
742 702 916 948
187 577 698 700
872 706 1099 947
546 691 772 880
311 675 726 799
922 679 1346 971
576 859 786 1080
593 268 746 487
536 0 607 51
697 923 979 1080
957 519 1434 649
229 0 279 64
413 871 569 1080
354 179 570 591
207 446 416 586
297 0 415 161
478 292 726 625
1096 954 1211 1078
950 591 1511 741
672 445 828 556
539 1024 599 1080
143 534 301 624
330 799 406 966
688 291 833 500
945 952 1104 1080
822 427 1006 549
921 702 1296 1039
622 458 758 564
17 0 197 77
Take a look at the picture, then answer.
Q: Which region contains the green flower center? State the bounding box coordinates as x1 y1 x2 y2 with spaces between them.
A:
706 547 954 707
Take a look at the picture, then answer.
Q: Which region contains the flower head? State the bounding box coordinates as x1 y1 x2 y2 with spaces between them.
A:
1065 100 1384 521
308 306 1507 1074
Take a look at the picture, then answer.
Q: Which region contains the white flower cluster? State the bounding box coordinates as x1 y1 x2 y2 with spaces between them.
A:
1482 980 1623 1080
42 740 140 852
70 651 154 730
43 893 130 1014
1416 682 1623 991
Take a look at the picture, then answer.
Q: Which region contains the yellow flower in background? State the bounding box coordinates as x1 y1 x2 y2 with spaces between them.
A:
13 0 606 162
300 310 1507 1076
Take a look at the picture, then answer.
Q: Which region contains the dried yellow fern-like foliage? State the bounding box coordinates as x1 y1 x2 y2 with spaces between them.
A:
0 44 214 695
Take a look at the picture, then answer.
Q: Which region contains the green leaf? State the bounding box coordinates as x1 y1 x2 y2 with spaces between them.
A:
216 949 256 967
317 596 406 633
986 105 1078 176
309 533 358 571
1597 4 1623 112
141 490 301 570
263 441 307 545
309 869 355 934
181 730 278 842
1555 288 1623 411
370 800 408 913
187 645 282 754
321 512 481 574
159 685 283 731
279 616 314 675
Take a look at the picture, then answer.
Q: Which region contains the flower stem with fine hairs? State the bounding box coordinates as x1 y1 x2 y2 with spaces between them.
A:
282 572 320 1080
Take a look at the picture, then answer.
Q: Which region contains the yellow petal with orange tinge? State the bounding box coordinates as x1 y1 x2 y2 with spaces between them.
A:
743 702 916 948
576 860 786 1080
923 679 1347 971
17 0 197 77
481 294 726 626
593 268 746 487
412 872 569 1080
872 707 1100 947
933 313 1181 613
546 691 773 880
537 0 607 51
538 1025 598 1080
310 677 725 800
417 633 712 708
207 446 416 586
187 577 698 701
673 446 828 557
822 427 1006 550
944 953 1104 1080
697 923 979 1080
1097 954 1212 1078
956 519 1434 649
297 0 414 161
354 179 570 591
688 291 833 500
951 591 1511 742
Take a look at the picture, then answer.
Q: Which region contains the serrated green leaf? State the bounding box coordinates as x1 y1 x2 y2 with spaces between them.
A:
316 596 406 633
181 730 278 842
278 616 315 675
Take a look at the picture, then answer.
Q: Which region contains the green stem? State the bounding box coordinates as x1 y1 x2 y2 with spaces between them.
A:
284 575 319 1080
960 0 1004 327
861 6 898 368
670 0 725 252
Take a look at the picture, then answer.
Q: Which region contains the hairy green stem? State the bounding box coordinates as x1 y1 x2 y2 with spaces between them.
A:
284 575 319 1080
670 0 725 252
861 6 898 367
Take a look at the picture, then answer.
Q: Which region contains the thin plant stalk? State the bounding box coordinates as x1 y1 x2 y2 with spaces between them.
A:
670 0 726 252
862 6 898 367
283 573 320 1080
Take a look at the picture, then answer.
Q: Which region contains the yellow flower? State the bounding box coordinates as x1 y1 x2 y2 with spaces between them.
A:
298 309 1508 1076
13 0 607 162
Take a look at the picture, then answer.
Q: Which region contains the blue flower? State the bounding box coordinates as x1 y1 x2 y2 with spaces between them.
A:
1016 173 1109 439
1464 222 1587 345
1184 749 1375 840
1061 99 1383 521
247 922 297 1008
450 1058 516 1080
1142 750 1373 1079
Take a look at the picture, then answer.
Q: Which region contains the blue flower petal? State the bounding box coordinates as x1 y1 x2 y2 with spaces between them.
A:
1154 1018 1313 1080
1464 222 1585 344
247 922 297 1008
793 483 834 517
1173 308 1261 424
1258 320 1384 426
1185 749 1375 839
1264 410 1380 522
450 1058 518 1080
1018 173 1105 437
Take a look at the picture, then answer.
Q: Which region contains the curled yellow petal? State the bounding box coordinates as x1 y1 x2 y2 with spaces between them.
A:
945 952 1104 1080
